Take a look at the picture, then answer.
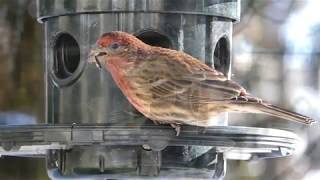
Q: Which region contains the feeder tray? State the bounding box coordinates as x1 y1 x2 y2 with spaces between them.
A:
0 125 299 159
0 124 300 179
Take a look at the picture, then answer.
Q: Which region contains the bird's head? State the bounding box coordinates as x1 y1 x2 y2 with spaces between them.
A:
88 31 148 69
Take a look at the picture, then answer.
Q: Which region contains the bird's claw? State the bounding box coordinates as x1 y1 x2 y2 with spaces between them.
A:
152 120 160 125
256 98 263 103
246 96 263 103
239 96 248 102
170 123 181 136
232 96 248 102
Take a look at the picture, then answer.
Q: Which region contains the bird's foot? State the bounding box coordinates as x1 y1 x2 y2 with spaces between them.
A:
231 96 238 101
239 96 248 102
256 97 263 103
170 123 181 136
231 96 248 102
246 96 263 103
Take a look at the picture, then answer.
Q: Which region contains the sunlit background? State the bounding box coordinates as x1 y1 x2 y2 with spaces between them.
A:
229 0 320 180
0 0 319 179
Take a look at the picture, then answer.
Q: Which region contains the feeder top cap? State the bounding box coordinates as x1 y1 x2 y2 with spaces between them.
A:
37 0 240 23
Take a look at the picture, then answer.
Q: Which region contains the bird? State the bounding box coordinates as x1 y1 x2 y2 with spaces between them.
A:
88 31 314 135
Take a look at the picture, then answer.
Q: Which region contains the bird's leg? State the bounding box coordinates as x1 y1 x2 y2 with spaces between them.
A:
151 120 160 125
170 123 181 136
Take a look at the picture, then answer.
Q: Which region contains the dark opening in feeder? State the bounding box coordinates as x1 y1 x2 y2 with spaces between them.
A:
136 30 173 48
214 37 230 75
53 33 80 79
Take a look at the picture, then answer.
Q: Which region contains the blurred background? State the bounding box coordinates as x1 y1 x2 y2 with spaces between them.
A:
0 0 319 179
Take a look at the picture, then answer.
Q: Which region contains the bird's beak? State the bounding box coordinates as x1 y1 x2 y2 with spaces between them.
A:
88 47 107 69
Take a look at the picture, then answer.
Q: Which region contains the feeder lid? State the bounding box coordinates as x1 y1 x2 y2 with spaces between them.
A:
37 0 240 23
0 124 301 160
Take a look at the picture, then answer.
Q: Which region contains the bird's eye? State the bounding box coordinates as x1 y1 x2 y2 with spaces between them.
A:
110 42 120 50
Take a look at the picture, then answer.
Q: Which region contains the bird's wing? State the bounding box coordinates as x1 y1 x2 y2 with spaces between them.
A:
149 79 192 98
147 57 246 101
149 76 245 101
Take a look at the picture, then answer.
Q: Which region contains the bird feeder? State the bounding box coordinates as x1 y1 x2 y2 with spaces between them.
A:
0 0 301 179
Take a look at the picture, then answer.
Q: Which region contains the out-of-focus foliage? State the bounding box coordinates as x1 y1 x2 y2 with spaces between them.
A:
0 0 47 179
0 0 43 119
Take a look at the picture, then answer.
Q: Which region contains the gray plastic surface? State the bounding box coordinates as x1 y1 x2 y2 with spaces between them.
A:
0 124 300 160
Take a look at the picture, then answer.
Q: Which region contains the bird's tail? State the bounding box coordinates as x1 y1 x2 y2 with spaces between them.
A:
255 103 314 124
227 97 315 125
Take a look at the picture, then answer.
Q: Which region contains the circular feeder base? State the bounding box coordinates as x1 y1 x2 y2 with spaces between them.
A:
0 124 300 160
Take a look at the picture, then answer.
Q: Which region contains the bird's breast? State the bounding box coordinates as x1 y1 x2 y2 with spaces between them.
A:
105 57 146 113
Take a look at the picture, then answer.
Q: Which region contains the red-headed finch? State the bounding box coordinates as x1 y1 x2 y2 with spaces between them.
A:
88 31 314 135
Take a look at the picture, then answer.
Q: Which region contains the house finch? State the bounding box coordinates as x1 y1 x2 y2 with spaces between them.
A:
88 31 314 135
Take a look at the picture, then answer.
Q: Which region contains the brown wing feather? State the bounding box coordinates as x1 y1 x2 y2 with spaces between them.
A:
136 48 246 102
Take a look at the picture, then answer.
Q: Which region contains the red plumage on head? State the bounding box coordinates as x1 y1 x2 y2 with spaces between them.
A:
97 31 148 48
